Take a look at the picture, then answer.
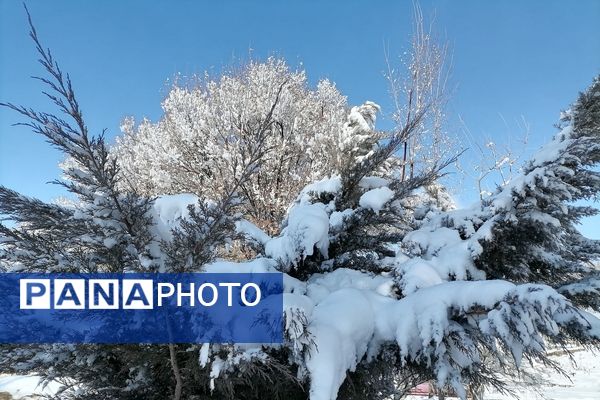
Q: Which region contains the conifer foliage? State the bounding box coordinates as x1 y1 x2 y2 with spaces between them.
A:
1 8 599 400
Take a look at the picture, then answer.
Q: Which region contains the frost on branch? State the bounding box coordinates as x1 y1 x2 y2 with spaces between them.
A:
112 58 349 235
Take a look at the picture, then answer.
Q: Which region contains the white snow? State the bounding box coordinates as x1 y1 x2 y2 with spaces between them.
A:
296 176 342 204
328 209 354 230
483 347 600 400
359 186 394 213
530 125 572 167
306 288 376 400
358 176 389 189
151 193 199 241
203 257 277 273
235 219 271 245
395 258 444 295
293 267 600 400
0 375 61 398
265 203 330 268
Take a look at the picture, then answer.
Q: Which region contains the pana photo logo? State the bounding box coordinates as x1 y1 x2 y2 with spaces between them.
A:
20 277 262 309
0 273 283 344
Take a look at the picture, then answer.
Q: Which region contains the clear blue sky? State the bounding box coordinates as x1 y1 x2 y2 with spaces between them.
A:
1 1 599 237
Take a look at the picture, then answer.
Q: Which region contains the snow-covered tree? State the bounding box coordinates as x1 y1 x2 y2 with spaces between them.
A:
112 57 348 235
0 11 246 400
476 85 600 300
1 9 600 400
217 77 600 400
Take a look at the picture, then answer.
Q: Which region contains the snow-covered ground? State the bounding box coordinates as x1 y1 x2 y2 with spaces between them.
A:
0 375 60 399
486 349 599 400
1 350 597 399
406 348 599 400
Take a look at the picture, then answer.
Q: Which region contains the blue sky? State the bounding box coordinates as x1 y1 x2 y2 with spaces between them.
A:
1 0 599 237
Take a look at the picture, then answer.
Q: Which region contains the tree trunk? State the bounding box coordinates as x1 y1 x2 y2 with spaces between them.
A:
169 343 183 400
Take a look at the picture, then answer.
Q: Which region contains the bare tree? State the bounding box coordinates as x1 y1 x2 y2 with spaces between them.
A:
457 114 530 201
113 59 348 235
385 3 453 182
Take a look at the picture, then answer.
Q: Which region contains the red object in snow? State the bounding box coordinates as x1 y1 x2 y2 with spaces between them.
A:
409 382 433 395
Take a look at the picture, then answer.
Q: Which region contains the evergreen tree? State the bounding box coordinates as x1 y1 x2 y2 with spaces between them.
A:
477 78 600 310
0 10 274 399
